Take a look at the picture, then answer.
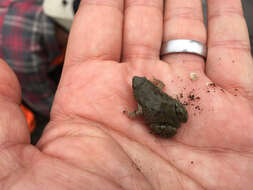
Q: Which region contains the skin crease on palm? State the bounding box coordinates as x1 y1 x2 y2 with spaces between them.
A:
0 0 253 189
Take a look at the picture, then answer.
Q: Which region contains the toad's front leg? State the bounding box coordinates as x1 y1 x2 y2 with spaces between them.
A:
123 104 143 118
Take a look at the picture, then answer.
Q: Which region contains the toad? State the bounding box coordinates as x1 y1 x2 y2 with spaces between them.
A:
124 76 188 138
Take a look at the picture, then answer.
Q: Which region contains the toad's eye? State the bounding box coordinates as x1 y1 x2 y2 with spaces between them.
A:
175 103 188 123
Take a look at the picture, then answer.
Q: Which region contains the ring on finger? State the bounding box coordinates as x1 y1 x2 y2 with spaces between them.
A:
160 39 207 58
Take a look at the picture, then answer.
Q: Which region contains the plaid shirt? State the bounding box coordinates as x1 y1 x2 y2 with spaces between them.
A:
0 0 61 115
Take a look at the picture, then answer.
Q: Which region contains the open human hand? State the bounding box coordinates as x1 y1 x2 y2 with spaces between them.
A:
0 0 253 189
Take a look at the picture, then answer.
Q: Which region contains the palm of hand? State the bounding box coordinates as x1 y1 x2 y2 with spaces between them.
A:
35 59 253 189
0 57 252 189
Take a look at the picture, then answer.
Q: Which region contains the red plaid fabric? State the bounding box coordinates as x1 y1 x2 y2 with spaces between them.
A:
0 0 61 115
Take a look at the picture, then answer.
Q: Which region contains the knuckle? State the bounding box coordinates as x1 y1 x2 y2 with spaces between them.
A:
208 7 243 21
208 40 250 52
164 7 203 22
80 0 123 12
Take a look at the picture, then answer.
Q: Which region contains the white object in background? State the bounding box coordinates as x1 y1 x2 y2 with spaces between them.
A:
43 0 75 31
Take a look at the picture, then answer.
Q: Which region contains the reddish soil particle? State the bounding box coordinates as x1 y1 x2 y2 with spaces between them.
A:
195 106 201 110
208 82 216 87
188 94 195 100
183 101 188 106
179 88 202 114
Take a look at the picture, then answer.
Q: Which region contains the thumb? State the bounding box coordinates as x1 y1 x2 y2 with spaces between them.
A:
0 59 30 145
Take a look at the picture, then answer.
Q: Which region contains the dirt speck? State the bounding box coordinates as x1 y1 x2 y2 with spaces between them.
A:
188 94 195 101
183 101 188 106
195 106 201 110
178 89 202 115
208 82 216 87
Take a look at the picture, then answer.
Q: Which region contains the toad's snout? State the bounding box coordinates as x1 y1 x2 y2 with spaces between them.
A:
132 76 145 89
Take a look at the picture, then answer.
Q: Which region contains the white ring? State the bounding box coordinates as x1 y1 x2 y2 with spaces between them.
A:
160 39 207 58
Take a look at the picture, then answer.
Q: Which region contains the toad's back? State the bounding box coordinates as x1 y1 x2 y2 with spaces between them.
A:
132 76 181 126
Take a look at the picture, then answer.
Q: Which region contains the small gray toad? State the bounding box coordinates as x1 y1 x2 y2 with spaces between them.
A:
124 76 188 138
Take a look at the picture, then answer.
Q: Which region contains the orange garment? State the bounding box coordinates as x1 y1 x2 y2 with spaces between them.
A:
51 49 65 66
20 104 36 133
20 51 65 133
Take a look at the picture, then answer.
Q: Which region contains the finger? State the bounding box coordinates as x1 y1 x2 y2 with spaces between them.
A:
206 0 253 92
0 59 30 145
65 0 123 65
122 0 163 61
162 0 206 72
0 59 21 103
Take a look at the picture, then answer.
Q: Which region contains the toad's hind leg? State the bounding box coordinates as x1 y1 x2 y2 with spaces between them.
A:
123 104 143 118
149 124 177 138
152 78 165 89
